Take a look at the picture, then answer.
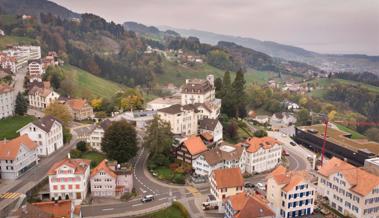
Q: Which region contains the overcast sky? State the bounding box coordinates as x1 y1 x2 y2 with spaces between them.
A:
51 0 379 55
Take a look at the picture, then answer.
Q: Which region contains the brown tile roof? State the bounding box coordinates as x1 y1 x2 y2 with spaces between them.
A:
201 132 213 141
48 158 90 175
0 134 37 160
268 166 313 193
66 98 89 111
31 115 62 133
202 145 243 166
181 79 212 94
213 168 244 189
199 118 219 131
229 193 275 218
32 200 72 218
183 135 207 155
0 83 13 94
237 137 280 153
90 159 117 178
318 157 379 196
28 86 54 97
158 104 198 114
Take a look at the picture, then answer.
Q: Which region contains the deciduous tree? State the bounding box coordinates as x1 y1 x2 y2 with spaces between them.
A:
44 102 73 127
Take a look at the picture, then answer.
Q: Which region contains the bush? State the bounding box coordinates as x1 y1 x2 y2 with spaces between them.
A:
76 141 88 152
172 201 190 218
70 149 82 158
63 128 72 144
254 129 268 138
169 163 179 171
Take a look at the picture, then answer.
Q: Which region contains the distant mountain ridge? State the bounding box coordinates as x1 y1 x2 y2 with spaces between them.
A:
159 26 379 75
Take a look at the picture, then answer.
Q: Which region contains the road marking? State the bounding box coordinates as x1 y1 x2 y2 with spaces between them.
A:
139 188 146 193
132 203 143 207
0 192 21 199
158 197 167 201
102 208 114 211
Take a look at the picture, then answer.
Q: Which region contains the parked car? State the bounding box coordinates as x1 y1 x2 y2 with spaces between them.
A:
282 149 289 156
256 182 266 190
244 182 255 188
141 195 154 203
290 141 297 146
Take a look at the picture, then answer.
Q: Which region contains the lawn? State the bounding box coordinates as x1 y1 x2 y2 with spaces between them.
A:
0 35 38 50
0 115 36 139
335 124 366 139
81 151 106 167
139 202 189 218
61 65 126 99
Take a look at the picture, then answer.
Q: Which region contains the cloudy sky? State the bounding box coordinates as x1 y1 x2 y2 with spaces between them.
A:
51 0 379 55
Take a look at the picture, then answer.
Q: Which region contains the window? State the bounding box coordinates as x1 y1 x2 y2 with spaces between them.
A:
60 185 65 190
69 185 73 189
76 184 80 189
53 185 58 190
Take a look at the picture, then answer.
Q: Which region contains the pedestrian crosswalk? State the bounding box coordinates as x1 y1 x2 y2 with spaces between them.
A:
0 192 22 199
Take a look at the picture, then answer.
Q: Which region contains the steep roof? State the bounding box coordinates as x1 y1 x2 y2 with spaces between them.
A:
198 118 219 131
318 157 379 196
48 158 90 175
0 135 37 160
202 145 243 166
213 168 244 189
30 116 62 133
183 135 207 155
90 159 117 178
238 137 280 153
181 79 212 94
66 98 89 111
269 166 313 193
32 200 72 218
229 193 275 218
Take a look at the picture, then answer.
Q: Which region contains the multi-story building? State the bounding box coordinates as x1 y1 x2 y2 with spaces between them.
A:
210 167 244 202
224 192 275 218
28 82 59 109
317 157 379 218
28 59 44 77
2 46 41 72
237 137 282 174
146 95 181 111
0 134 38 180
66 98 94 121
193 145 245 176
266 166 316 218
175 135 208 164
0 55 17 73
90 159 133 197
87 119 112 151
48 158 91 205
0 83 15 119
198 118 223 143
18 115 64 156
158 104 199 136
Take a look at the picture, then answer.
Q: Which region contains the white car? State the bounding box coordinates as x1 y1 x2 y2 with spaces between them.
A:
256 182 266 190
141 195 154 203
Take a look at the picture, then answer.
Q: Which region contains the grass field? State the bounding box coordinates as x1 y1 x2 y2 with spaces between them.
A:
81 151 106 167
0 36 37 50
335 124 366 139
0 115 36 139
62 65 125 99
139 203 188 218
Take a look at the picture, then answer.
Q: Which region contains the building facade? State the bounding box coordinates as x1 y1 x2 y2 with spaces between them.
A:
66 99 94 121
28 59 44 76
87 119 112 152
48 158 90 205
0 83 15 119
18 115 64 156
210 168 244 202
317 157 379 218
176 135 208 164
198 118 223 143
28 83 59 109
0 135 38 180
158 104 199 136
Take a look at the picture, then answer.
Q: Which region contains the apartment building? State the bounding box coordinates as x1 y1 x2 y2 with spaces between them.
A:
198 118 223 143
266 166 316 218
0 135 38 180
158 104 199 136
2 46 41 72
0 55 17 73
224 192 275 218
176 135 207 164
48 158 90 205
87 119 112 151
18 115 64 156
66 98 94 121
28 59 44 76
237 137 282 174
0 83 15 119
210 168 244 202
317 157 379 218
28 82 59 109
193 145 245 176
90 159 133 197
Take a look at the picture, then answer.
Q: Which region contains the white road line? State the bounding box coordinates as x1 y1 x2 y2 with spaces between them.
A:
132 203 143 207
158 197 167 201
102 208 114 211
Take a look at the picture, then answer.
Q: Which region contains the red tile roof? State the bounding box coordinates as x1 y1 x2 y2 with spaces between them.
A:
268 166 313 193
48 158 90 175
66 98 89 111
228 192 275 218
237 137 280 153
183 135 207 155
90 159 117 178
213 168 244 189
0 135 37 160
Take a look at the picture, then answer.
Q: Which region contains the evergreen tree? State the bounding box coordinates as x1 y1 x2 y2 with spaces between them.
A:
232 69 247 118
15 92 28 115
144 116 173 159
214 77 223 98
221 71 236 116
101 120 137 163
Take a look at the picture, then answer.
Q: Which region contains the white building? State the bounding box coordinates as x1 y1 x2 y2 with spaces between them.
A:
87 119 112 152
0 83 15 119
253 115 270 125
0 55 17 73
237 137 282 174
210 167 244 202
2 46 41 72
198 118 223 143
193 145 245 176
317 157 379 218
28 82 59 109
112 110 155 129
0 135 38 180
28 59 44 77
48 158 90 205
266 166 316 218
146 95 181 111
270 113 297 130
18 115 64 156
158 104 199 136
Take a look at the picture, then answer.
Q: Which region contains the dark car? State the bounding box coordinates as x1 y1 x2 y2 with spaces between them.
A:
290 141 297 146
244 182 255 188
141 195 154 203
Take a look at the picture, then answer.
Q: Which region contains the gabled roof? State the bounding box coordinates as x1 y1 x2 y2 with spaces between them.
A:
202 145 243 166
90 159 117 178
66 98 89 111
237 137 280 153
32 200 72 218
183 135 207 155
48 158 90 175
213 168 244 189
30 116 62 133
158 104 198 114
181 79 212 94
318 157 379 196
0 134 38 160
268 166 313 193
198 118 219 131
228 193 275 218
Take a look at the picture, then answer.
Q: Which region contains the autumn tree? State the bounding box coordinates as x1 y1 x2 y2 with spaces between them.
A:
91 98 103 111
44 102 73 126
